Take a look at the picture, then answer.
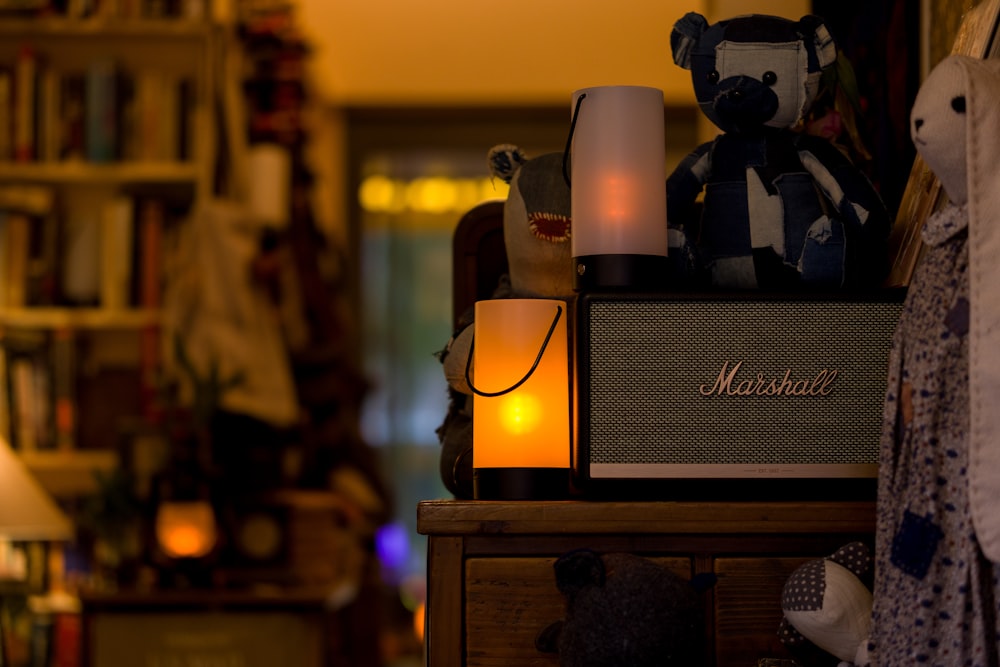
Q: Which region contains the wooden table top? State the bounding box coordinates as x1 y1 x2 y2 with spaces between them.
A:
416 499 876 536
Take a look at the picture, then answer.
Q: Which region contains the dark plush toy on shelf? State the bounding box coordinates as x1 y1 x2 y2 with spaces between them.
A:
435 144 572 498
779 542 873 667
667 12 890 290
535 549 712 667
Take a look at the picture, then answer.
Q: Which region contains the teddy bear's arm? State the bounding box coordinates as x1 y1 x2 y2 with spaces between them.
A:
667 141 713 232
796 136 887 230
796 135 891 284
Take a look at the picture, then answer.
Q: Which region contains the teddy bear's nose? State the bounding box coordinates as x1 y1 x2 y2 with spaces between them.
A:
727 89 744 102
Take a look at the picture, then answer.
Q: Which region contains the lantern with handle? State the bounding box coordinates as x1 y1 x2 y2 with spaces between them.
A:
469 298 571 500
569 85 669 291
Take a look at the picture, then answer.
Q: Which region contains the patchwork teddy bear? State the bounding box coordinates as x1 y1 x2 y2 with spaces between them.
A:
435 144 572 498
667 12 890 290
869 54 1000 667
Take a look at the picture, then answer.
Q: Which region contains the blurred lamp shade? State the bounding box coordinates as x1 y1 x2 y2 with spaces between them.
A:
0 439 72 542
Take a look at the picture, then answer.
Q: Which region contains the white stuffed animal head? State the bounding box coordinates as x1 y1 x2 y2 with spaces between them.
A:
911 56 970 205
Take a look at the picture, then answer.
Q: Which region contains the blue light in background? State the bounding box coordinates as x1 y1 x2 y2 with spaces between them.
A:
375 520 411 581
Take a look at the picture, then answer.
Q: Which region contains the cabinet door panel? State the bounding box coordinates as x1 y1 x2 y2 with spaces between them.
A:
465 555 692 667
714 556 810 667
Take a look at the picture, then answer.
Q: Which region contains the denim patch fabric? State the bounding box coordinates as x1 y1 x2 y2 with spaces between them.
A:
891 510 944 580
700 180 751 256
945 297 970 337
799 217 846 286
776 172 826 265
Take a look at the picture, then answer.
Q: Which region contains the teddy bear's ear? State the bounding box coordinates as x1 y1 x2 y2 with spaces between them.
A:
534 620 563 654
799 14 837 70
487 144 528 184
671 12 708 70
553 548 606 597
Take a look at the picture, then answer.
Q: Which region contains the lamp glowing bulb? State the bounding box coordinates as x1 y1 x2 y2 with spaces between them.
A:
499 393 543 436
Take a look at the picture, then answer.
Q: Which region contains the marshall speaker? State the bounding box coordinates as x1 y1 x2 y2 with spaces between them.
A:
574 290 906 499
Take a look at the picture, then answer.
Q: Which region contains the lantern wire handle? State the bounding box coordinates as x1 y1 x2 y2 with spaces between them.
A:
562 93 586 188
465 304 564 398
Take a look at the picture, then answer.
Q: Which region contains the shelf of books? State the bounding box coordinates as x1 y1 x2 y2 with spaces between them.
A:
0 5 216 497
0 182 175 497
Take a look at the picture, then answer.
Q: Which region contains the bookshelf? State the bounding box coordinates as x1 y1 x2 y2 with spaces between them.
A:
0 10 218 497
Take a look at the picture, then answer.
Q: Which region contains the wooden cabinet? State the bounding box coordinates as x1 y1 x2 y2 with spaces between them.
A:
0 13 218 496
417 499 876 667
80 589 331 667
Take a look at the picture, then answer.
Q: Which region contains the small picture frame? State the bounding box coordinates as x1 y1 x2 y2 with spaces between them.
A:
885 0 1000 287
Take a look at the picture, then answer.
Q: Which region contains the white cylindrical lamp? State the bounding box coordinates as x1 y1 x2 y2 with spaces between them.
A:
570 85 668 291
471 299 571 499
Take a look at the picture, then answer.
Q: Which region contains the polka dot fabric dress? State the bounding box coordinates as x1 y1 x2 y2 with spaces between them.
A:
871 204 1000 666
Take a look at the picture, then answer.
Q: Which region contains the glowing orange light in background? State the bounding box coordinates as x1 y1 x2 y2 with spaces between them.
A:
155 501 217 559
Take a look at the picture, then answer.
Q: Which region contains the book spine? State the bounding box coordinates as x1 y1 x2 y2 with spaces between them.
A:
0 212 8 310
159 74 180 161
59 73 86 161
85 58 118 163
132 70 158 161
100 195 135 309
0 333 9 446
138 197 164 309
0 67 12 162
51 328 75 452
14 45 38 163
11 355 37 451
5 211 30 308
51 612 81 667
26 209 60 307
139 197 164 422
38 63 61 163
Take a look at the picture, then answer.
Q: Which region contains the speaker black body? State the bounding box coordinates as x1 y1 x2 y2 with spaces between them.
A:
573 290 905 500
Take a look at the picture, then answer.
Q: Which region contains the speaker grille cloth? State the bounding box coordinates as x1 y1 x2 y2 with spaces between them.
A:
585 299 900 465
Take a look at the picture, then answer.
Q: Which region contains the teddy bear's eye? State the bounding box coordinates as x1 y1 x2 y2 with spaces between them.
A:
952 96 966 113
707 70 720 85
762 71 777 86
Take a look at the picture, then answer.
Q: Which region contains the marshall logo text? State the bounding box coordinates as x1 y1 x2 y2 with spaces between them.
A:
699 360 838 397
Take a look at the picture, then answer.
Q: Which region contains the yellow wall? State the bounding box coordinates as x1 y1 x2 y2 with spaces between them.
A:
296 0 809 107
292 0 809 238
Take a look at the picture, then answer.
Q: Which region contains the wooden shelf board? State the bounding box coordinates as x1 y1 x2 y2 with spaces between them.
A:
19 449 119 497
0 161 200 185
0 17 213 40
0 307 161 329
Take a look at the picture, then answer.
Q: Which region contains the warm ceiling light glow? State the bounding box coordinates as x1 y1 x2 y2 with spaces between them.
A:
406 177 457 214
359 175 401 212
454 179 483 211
359 176 509 214
481 177 508 202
